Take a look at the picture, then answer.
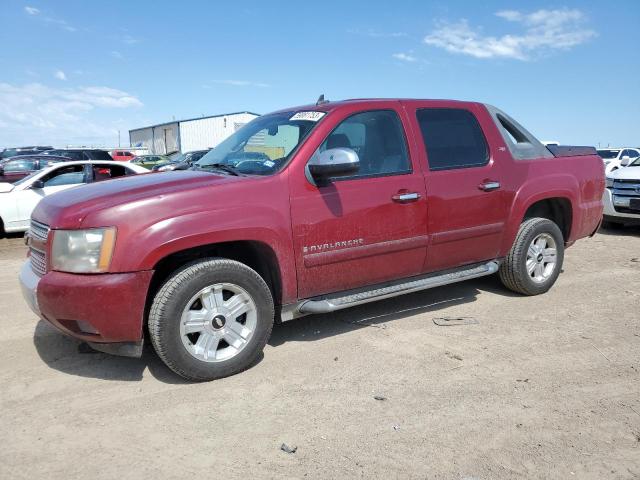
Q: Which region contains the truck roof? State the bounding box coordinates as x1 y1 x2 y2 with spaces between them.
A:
271 98 484 114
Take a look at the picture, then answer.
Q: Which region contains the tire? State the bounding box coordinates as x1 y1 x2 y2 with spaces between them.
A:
499 217 565 296
149 258 274 381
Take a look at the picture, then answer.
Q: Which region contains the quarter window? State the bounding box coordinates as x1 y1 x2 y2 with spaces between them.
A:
416 108 489 171
315 110 411 178
4 159 36 172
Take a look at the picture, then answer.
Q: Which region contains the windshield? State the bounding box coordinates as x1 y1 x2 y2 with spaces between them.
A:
196 112 322 175
597 149 620 159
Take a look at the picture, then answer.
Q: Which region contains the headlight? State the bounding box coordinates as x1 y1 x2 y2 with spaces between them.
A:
606 177 614 188
51 228 116 273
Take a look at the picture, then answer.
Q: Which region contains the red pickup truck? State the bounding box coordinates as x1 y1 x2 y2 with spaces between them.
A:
20 99 605 381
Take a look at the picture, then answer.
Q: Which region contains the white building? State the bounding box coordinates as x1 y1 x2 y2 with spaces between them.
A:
129 111 260 154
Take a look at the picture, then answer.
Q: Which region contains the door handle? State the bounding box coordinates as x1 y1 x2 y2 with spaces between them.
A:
392 192 421 203
479 181 501 192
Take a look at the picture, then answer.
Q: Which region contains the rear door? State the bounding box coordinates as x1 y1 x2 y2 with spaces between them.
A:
289 107 428 299
407 103 510 272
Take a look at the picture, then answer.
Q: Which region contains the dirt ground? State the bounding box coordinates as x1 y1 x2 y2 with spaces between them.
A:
0 227 639 479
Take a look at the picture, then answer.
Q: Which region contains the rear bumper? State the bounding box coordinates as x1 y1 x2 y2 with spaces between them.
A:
20 260 153 344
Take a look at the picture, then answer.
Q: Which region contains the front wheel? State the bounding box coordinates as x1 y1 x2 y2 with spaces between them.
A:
499 217 565 296
148 258 274 381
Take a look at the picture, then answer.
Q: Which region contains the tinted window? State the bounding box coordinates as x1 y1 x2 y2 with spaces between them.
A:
86 150 113 160
315 110 410 178
596 149 620 159
43 165 86 187
4 159 36 172
416 108 489 171
91 164 130 182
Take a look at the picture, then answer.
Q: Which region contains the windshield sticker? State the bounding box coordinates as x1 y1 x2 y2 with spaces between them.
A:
290 111 326 122
263 160 275 168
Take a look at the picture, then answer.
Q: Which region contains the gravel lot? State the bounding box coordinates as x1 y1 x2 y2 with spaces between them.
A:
1 228 639 479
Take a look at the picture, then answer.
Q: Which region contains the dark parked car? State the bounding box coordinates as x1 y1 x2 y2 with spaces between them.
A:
152 150 210 172
131 154 170 170
0 146 53 159
43 149 113 161
0 155 68 183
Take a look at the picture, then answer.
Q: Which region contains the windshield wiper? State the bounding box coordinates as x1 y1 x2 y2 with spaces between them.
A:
197 163 240 176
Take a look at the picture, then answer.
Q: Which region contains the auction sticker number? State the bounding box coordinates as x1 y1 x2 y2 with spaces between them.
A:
290 111 326 122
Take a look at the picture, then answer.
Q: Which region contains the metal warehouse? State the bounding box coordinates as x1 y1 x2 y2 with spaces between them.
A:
129 111 260 154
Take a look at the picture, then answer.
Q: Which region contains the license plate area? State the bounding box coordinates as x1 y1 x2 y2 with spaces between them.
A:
630 198 640 211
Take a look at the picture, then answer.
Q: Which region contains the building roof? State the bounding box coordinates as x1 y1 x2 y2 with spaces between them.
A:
129 111 261 133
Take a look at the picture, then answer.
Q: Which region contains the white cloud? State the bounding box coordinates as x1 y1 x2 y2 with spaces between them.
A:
209 80 270 88
0 83 143 146
121 34 139 45
392 52 417 62
348 28 407 38
54 70 66 81
111 51 124 59
24 6 76 32
424 8 596 60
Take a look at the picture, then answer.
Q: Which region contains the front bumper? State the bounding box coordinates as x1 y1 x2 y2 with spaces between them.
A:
603 188 640 222
20 260 153 347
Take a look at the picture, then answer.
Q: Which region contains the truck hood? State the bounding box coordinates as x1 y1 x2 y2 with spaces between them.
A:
609 166 640 181
33 170 245 228
0 183 14 193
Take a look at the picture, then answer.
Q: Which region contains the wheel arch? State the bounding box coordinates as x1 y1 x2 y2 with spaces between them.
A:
147 240 284 313
501 176 578 257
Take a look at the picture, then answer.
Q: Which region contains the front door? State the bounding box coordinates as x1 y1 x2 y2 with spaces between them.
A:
408 105 510 272
290 108 428 299
17 164 88 226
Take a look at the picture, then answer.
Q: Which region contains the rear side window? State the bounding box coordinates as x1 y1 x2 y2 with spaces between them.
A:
87 150 113 160
4 159 36 172
416 108 489 171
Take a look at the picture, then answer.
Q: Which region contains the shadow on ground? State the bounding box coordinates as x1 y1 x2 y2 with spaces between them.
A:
598 224 640 237
32 275 510 383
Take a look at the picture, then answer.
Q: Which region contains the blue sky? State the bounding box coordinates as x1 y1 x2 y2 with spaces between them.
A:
0 0 638 148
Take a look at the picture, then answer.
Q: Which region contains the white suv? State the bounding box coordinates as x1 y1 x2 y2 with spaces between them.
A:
603 157 640 226
597 147 640 174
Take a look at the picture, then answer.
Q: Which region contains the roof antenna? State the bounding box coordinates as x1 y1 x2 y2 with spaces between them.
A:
316 94 328 105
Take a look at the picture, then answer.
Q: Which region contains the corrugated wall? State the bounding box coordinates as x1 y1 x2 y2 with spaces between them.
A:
179 113 259 152
153 123 179 154
129 127 153 151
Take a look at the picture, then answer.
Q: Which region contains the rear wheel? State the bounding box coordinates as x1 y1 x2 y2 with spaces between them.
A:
499 217 564 295
149 258 274 381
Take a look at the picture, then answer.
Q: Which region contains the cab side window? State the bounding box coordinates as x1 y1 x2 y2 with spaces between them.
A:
416 108 489 171
315 110 411 178
42 165 86 187
5 159 36 172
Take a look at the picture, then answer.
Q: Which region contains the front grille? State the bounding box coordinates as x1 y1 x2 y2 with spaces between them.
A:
30 248 47 276
29 220 50 276
612 179 640 214
29 220 50 242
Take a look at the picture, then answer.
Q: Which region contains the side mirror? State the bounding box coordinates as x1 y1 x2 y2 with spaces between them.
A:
308 148 360 185
31 180 45 189
621 156 631 166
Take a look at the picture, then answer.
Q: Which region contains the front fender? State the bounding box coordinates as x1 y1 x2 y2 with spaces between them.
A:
108 204 297 303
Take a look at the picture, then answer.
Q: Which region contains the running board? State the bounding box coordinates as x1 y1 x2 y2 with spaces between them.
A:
286 261 499 319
